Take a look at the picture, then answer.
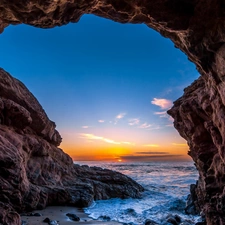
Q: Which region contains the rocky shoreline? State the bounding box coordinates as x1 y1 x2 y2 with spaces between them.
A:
19 202 205 225
0 69 143 225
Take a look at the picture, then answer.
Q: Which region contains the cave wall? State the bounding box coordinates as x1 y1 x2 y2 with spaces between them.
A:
0 0 225 224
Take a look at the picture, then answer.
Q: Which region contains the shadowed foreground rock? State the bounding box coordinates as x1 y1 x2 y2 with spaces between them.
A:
0 68 144 225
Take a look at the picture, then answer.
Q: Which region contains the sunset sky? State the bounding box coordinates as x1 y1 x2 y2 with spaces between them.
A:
0 15 199 161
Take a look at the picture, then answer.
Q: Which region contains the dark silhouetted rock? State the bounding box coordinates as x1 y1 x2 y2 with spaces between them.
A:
49 220 59 225
166 214 181 225
98 215 111 221
195 222 206 225
66 213 80 221
145 219 159 225
43 218 51 223
185 184 199 215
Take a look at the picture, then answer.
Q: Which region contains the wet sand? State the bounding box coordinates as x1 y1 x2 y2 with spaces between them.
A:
21 206 122 225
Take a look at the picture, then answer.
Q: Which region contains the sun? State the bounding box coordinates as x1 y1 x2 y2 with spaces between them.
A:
118 159 122 162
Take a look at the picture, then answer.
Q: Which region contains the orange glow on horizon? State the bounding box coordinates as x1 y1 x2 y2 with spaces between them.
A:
60 141 191 162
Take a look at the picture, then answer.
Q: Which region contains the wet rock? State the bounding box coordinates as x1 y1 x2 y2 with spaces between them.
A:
185 184 199 215
195 222 206 225
98 215 111 221
66 213 80 221
145 219 159 225
124 208 137 216
165 214 182 225
49 220 59 225
43 218 59 225
43 218 51 223
174 215 181 223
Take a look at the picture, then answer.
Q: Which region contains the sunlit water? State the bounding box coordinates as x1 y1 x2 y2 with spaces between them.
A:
74 161 200 224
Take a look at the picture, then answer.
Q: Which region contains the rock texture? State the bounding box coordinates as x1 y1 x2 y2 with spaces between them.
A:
0 68 144 225
168 77 225 225
0 0 225 224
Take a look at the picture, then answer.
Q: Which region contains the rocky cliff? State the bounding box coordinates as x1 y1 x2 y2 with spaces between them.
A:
0 68 144 224
168 77 225 225
0 0 225 225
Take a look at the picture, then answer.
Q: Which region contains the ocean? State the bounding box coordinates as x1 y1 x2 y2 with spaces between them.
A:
74 161 200 224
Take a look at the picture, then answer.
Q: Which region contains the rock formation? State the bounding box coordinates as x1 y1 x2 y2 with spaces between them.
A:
0 0 225 224
0 68 144 224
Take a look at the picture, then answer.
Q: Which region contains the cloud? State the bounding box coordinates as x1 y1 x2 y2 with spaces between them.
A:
79 133 135 145
120 154 183 161
122 141 135 145
136 151 169 154
128 118 140 126
172 143 188 147
154 111 168 118
151 98 173 109
104 139 120 145
143 144 159 147
98 120 105 123
139 123 152 129
147 126 162 131
154 111 167 115
82 126 89 129
79 133 120 145
154 110 174 125
115 112 126 124
116 112 126 119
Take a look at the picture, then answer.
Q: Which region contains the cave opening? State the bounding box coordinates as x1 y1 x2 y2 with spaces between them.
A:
0 14 201 224
0 14 199 162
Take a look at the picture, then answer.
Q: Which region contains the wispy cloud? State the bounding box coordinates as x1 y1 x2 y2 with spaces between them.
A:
122 141 135 145
79 133 135 145
120 154 182 161
154 111 167 118
153 108 174 125
98 120 105 123
82 126 89 129
79 133 120 145
172 143 188 147
116 112 126 119
154 111 167 115
128 118 140 126
115 112 126 124
136 151 169 154
151 98 173 109
147 125 162 131
139 123 152 129
143 144 159 147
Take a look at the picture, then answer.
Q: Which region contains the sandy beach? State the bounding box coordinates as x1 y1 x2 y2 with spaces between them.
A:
21 206 122 225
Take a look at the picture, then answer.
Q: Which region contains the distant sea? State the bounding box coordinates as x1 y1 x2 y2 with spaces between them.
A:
74 161 200 224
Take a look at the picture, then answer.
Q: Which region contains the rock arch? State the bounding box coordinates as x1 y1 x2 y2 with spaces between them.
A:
0 1 225 224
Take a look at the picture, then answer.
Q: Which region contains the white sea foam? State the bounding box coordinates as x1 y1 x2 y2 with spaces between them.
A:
74 161 201 224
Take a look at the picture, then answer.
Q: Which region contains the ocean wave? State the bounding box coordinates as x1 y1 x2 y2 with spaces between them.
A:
77 161 200 224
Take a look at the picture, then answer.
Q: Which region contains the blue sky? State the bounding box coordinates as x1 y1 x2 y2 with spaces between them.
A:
0 14 199 161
